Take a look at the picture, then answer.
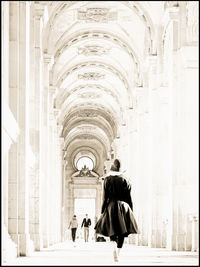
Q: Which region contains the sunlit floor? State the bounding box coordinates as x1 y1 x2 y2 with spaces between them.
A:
3 239 199 266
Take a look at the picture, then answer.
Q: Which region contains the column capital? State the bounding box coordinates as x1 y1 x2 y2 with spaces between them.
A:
34 3 46 19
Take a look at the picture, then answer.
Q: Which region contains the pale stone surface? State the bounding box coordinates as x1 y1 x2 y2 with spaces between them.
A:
2 1 199 261
3 241 198 266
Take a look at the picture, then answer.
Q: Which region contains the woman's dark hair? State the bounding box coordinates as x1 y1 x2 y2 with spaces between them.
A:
110 159 120 172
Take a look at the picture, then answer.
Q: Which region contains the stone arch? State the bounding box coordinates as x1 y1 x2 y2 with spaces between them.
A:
61 106 118 139
62 118 114 143
55 60 134 108
43 1 155 55
64 133 109 159
70 146 100 172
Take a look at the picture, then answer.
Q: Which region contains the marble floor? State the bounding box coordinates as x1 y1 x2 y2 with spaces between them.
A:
3 240 199 266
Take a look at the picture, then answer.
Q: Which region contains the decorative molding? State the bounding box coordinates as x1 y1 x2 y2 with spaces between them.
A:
77 8 117 23
73 165 98 178
59 84 119 107
34 3 46 18
77 45 110 56
76 135 94 140
77 126 96 131
78 72 105 80
77 111 98 118
77 92 101 99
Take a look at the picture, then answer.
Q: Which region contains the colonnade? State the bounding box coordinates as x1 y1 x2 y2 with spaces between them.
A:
2 2 63 260
107 3 198 251
2 1 198 263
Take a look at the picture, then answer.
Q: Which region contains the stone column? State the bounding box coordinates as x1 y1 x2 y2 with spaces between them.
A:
8 1 34 256
145 55 157 248
2 0 11 230
48 87 57 245
160 3 198 251
61 151 66 241
134 84 152 247
191 216 198 252
29 2 46 251
59 136 64 242
2 105 19 261
53 130 63 243
41 53 54 247
126 107 139 245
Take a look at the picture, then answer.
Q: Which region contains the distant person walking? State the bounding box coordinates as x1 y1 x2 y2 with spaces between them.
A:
69 215 78 245
94 159 139 262
81 214 91 242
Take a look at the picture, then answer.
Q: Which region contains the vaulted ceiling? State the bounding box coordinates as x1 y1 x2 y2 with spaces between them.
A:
41 1 164 174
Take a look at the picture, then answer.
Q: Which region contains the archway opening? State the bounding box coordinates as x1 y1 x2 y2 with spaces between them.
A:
74 198 96 241
76 156 94 170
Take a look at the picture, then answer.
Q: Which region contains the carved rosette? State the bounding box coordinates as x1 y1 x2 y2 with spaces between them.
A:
77 45 110 56
78 72 105 80
77 111 98 118
77 8 117 23
77 92 101 99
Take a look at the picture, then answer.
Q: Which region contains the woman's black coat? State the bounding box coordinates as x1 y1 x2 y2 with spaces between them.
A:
94 172 139 237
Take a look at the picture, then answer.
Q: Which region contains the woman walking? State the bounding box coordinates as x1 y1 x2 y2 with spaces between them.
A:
68 215 78 246
94 159 139 262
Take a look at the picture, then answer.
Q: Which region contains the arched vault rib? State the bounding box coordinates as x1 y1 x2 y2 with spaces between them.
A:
55 60 133 108
64 133 109 159
59 94 121 128
62 117 114 143
54 29 141 66
52 36 137 88
57 83 124 129
52 30 141 86
66 125 109 148
43 1 155 55
63 119 114 142
61 107 118 140
57 84 122 111
70 146 101 172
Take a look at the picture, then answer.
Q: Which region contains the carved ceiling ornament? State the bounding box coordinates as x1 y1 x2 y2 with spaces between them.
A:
44 1 154 58
53 32 141 86
57 61 130 91
59 84 120 108
77 92 101 99
78 72 105 80
73 166 98 178
77 8 117 23
77 111 98 118
62 119 114 143
77 45 111 56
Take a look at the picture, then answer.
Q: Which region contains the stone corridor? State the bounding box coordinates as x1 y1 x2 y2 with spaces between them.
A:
2 1 199 264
